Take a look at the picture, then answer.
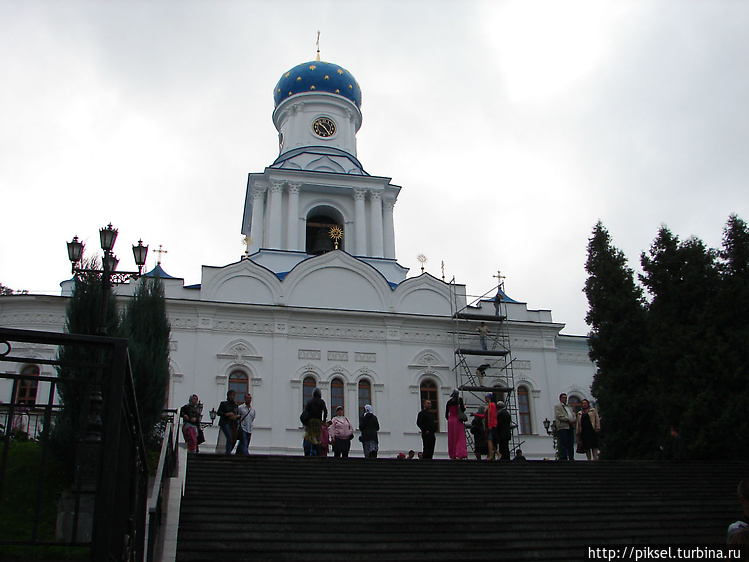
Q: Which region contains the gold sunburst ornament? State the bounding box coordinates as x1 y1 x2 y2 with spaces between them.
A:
329 226 344 249
417 253 428 274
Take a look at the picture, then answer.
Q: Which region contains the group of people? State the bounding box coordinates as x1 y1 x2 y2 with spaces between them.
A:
180 389 257 455
553 393 600 461
300 387 381 458
417 390 514 461
182 388 604 461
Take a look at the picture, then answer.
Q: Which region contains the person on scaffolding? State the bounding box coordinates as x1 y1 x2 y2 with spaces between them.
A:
493 291 502 316
477 322 490 351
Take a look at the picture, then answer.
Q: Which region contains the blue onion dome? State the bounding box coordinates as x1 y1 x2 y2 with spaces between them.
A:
274 61 362 109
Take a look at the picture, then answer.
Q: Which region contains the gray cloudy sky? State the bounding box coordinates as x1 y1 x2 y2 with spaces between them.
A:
1 0 747 336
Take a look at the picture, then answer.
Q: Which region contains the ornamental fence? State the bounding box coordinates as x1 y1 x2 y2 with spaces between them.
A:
0 326 148 561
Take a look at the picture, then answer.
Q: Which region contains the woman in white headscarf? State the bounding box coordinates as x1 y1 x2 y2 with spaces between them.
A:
359 404 380 459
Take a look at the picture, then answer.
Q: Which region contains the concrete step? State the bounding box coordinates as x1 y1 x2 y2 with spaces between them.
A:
176 454 747 561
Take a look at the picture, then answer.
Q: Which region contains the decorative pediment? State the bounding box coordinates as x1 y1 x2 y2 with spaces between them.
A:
216 340 262 363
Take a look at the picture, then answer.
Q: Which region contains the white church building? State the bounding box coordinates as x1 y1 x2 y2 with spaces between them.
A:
0 57 596 459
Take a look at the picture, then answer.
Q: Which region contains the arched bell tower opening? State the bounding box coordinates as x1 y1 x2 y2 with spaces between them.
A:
306 205 345 255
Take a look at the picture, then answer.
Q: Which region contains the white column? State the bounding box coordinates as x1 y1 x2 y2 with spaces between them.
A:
383 199 396 259
268 180 284 249
286 182 301 251
354 188 367 256
369 190 384 258
249 186 267 252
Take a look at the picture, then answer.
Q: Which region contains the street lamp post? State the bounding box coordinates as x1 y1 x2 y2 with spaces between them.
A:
67 224 149 336
65 225 148 489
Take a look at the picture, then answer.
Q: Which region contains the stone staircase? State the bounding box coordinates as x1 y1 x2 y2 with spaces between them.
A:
176 455 747 561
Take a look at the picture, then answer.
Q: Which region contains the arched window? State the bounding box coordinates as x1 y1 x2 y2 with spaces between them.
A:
306 207 345 255
229 371 249 399
15 365 39 405
419 379 439 431
331 377 344 413
357 379 371 420
517 386 532 435
302 375 316 408
568 394 582 414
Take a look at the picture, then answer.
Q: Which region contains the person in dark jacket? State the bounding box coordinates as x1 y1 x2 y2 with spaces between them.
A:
302 388 328 456
359 404 380 458
217 390 239 454
416 400 438 459
496 401 512 461
470 405 489 460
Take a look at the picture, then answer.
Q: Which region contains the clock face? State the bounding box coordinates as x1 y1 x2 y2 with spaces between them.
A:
312 116 336 138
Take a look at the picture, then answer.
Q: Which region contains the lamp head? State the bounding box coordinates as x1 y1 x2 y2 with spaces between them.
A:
67 236 84 265
103 253 119 272
99 223 118 252
132 239 148 273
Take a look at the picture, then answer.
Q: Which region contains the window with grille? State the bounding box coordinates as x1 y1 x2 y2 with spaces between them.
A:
331 377 344 413
15 365 39 405
517 386 532 434
229 371 249 399
303 375 316 408
357 379 371 420
419 379 439 431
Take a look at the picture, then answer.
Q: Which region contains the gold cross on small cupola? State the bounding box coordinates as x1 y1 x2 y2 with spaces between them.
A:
154 244 168 265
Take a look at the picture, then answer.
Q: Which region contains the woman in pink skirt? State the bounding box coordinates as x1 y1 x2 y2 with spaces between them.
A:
445 389 468 459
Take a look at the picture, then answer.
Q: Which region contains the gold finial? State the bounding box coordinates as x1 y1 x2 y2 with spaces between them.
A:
329 226 343 250
154 244 168 265
316 31 321 61
242 235 252 259
417 254 427 274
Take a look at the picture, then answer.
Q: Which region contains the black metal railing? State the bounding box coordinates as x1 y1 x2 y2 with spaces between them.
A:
145 410 180 562
0 327 148 561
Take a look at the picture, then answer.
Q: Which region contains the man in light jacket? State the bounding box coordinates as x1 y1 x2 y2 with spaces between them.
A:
553 393 576 460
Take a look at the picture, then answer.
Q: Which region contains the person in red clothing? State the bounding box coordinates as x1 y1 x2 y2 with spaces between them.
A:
484 393 498 461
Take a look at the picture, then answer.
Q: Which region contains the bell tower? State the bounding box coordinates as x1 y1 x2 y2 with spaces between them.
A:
241 58 406 285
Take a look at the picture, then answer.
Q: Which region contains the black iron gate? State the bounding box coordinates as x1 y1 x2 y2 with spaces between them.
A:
0 327 148 561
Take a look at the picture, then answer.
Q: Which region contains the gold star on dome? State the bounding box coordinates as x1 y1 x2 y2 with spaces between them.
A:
324 75 329 80
310 85 316 90
348 84 352 89
335 89 340 94
337 68 343 74
285 72 290 78
309 65 316 70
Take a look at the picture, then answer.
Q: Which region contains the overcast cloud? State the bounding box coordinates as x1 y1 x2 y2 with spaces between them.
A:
1 0 747 336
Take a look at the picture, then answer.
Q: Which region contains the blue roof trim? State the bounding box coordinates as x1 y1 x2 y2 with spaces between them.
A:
271 146 369 175
144 264 177 279
497 289 519 304
274 61 362 108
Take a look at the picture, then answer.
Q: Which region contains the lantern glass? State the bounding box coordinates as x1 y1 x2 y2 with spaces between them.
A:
99 224 118 252
67 236 84 264
103 253 119 272
132 240 148 269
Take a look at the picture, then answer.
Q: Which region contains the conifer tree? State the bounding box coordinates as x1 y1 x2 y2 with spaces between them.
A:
121 275 171 438
54 258 121 461
708 215 749 460
584 221 650 458
640 228 719 458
